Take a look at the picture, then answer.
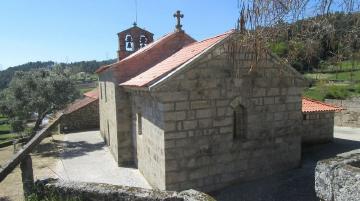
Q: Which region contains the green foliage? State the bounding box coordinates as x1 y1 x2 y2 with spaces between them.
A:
0 59 114 91
9 118 25 133
272 12 360 72
0 61 54 91
0 69 80 133
269 41 288 57
324 85 350 99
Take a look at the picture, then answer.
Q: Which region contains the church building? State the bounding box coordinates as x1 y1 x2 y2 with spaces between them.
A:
95 11 321 192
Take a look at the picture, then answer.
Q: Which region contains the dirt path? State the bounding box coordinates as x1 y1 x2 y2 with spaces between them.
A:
0 133 64 201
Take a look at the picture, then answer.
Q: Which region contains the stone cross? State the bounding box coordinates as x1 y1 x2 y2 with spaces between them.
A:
173 10 184 31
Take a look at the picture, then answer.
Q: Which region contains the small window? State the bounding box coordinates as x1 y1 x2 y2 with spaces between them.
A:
303 114 307 120
139 35 148 48
107 120 110 146
100 83 103 100
104 82 107 103
233 105 247 140
137 113 142 135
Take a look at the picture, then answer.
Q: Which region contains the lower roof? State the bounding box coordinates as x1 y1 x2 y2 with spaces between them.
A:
302 97 342 113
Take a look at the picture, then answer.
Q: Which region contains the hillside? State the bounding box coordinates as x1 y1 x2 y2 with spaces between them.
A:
0 59 116 91
270 12 360 73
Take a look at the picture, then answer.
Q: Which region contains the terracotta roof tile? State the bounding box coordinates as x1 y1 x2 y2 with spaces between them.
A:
63 97 98 114
302 97 342 113
96 32 195 74
63 90 99 114
120 30 233 87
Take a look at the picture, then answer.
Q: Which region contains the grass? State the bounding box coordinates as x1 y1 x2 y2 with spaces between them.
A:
0 133 18 143
304 73 333 80
303 83 360 101
0 123 11 132
305 70 360 81
327 70 360 81
317 59 360 72
0 115 20 143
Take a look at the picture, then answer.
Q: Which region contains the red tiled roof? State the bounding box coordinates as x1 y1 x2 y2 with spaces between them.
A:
96 31 195 74
63 90 99 114
63 96 98 114
120 30 233 87
84 89 99 99
302 97 342 113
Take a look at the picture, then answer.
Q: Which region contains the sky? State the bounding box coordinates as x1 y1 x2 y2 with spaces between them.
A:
0 0 240 70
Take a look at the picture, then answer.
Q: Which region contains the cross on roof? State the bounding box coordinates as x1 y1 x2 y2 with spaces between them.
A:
173 10 184 32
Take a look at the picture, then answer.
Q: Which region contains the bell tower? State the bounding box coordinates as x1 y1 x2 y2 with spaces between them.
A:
117 23 154 61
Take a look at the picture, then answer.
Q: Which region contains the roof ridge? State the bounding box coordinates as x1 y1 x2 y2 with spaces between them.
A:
120 29 233 88
191 29 235 45
120 32 175 61
96 32 180 73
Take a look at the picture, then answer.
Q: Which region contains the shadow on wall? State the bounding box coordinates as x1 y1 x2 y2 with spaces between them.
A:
0 196 11 201
213 138 360 201
33 138 105 159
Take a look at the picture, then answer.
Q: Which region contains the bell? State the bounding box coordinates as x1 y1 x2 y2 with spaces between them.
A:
140 36 146 44
126 35 132 42
127 42 132 49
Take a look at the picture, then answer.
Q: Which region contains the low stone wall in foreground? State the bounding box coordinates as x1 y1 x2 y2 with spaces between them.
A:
35 179 216 201
315 152 360 201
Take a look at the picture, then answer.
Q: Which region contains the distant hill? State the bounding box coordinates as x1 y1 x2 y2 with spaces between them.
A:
0 59 116 91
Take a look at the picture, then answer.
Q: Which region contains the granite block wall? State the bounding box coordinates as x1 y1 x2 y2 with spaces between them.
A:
150 40 306 192
130 92 166 189
302 112 335 144
60 99 99 133
326 98 360 128
99 69 133 166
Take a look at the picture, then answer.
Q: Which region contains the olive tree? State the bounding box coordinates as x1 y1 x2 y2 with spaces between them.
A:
0 69 80 135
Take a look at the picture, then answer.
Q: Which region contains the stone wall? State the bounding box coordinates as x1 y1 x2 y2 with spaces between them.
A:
35 179 215 201
301 112 334 144
99 70 133 166
315 152 360 201
325 98 360 128
130 92 166 189
60 99 99 133
150 38 306 192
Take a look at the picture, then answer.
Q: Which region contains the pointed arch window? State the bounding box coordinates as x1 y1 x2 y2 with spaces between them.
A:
233 105 247 140
125 34 134 51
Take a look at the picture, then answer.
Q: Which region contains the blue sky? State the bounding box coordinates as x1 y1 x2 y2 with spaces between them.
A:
0 0 240 69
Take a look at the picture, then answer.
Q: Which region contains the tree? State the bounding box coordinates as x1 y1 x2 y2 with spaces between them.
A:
0 69 80 136
234 0 360 71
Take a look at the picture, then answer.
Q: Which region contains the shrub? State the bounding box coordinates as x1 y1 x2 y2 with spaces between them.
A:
324 85 350 99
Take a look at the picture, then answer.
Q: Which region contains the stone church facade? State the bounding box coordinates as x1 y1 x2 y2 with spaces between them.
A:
95 18 333 192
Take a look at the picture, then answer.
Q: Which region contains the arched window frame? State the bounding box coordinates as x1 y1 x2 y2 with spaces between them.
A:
125 34 134 51
233 104 247 140
230 97 250 141
139 35 148 48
